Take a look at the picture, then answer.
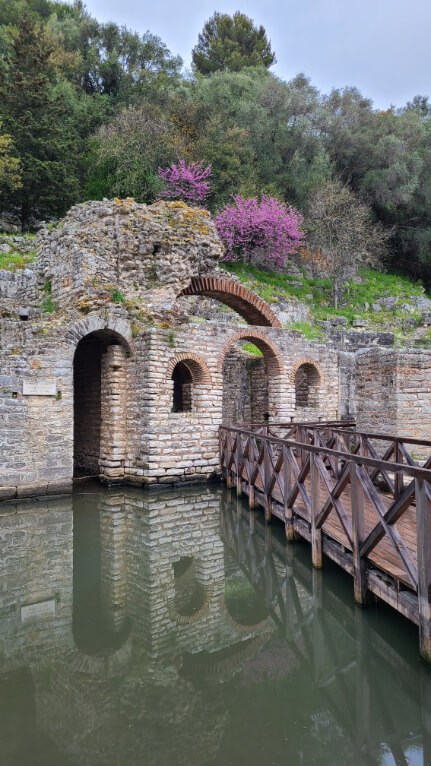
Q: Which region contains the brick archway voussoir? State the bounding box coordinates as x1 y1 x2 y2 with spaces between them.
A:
217 330 284 376
179 277 282 328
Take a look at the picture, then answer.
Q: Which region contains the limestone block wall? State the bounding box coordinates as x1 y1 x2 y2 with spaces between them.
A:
129 324 340 486
0 309 342 495
0 319 75 498
356 347 431 444
0 310 137 500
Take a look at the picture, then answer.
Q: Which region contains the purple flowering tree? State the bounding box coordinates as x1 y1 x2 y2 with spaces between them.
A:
158 159 211 205
214 195 303 268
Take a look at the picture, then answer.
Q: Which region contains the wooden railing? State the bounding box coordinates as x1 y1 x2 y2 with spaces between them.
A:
219 422 431 665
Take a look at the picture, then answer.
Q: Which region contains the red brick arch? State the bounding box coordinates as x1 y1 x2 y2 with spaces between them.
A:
290 358 324 385
167 353 212 384
217 331 283 376
179 277 282 328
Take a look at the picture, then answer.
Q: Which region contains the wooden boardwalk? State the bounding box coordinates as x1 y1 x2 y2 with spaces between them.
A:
219 421 431 664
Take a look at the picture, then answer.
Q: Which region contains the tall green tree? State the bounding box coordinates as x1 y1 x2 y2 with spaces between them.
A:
0 10 79 227
192 12 275 75
0 127 21 196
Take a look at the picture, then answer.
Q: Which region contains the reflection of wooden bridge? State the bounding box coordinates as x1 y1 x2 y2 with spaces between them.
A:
220 496 431 764
219 421 431 664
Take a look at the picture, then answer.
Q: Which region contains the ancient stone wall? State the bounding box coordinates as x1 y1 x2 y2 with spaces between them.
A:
36 199 223 318
356 347 431 443
1 197 426 499
0 308 342 495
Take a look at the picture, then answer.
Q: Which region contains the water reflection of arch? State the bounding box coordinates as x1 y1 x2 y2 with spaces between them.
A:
72 490 131 661
167 556 213 624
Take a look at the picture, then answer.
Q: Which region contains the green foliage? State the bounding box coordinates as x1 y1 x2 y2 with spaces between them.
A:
111 288 125 304
0 127 21 194
241 342 263 357
42 295 55 312
192 12 275 75
286 321 325 341
0 10 80 228
0 234 36 270
1 0 430 289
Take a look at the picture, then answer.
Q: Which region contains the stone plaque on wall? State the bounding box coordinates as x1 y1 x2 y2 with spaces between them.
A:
21 599 56 623
23 380 57 396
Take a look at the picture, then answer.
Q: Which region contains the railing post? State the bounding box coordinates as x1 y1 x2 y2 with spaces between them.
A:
236 436 242 497
416 477 431 666
283 444 293 541
350 463 368 607
264 440 272 522
247 436 255 508
394 441 403 498
310 452 322 569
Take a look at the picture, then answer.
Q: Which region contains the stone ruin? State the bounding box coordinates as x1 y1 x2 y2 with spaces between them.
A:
1 198 431 500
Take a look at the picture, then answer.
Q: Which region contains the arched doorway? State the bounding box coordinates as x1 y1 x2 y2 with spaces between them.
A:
219 332 283 424
222 341 269 424
291 359 323 418
73 330 129 482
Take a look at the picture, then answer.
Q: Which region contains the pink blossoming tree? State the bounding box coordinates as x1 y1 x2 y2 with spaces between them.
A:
158 159 211 205
214 195 303 268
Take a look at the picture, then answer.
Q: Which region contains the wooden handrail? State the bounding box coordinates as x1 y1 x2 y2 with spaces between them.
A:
219 422 431 665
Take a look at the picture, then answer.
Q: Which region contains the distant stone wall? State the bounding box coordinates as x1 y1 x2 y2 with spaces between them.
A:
356 347 431 444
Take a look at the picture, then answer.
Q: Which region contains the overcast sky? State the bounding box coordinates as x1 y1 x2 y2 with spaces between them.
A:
82 0 430 109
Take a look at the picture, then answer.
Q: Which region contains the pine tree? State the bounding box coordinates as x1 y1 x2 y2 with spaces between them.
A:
192 12 276 75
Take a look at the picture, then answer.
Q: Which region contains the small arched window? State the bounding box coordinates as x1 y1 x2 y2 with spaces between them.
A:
172 361 193 412
295 363 321 408
169 355 211 414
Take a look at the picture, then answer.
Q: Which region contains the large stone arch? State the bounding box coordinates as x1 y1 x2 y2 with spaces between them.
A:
217 330 284 376
218 331 285 423
71 316 132 482
66 315 133 356
179 277 282 328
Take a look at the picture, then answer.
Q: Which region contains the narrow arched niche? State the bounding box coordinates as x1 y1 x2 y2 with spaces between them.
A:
169 355 210 414
172 362 193 413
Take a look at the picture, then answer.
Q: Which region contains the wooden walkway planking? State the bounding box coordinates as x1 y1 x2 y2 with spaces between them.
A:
219 422 431 664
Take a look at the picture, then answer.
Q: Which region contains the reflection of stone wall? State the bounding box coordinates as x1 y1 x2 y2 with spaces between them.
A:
0 486 276 766
0 497 74 672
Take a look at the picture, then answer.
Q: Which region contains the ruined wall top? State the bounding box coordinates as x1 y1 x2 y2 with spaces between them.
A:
36 198 224 315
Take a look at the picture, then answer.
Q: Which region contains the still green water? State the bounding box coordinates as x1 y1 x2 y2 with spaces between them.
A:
0 482 429 765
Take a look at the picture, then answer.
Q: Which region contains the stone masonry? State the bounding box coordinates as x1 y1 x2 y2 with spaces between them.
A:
1 198 431 499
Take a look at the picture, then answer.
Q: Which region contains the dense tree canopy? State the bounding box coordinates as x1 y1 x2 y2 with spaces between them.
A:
0 2 430 286
192 11 275 75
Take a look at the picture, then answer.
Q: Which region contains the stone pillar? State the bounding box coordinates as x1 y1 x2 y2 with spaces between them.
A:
99 345 127 484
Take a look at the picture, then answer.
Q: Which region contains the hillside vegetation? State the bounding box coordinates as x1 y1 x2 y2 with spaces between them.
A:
225 261 431 345
0 1 430 288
